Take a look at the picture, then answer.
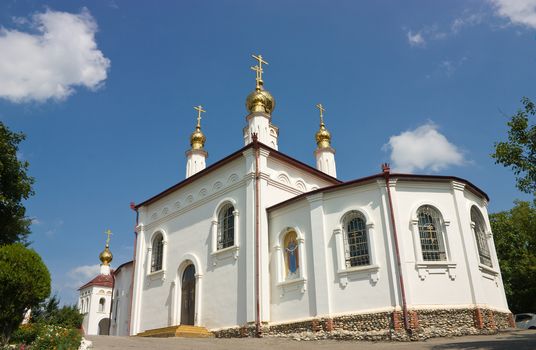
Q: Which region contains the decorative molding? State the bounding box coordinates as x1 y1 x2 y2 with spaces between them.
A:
337 265 380 288
162 207 169 216
277 277 307 297
199 188 208 197
416 262 457 281
174 201 181 209
228 173 239 184
210 245 240 266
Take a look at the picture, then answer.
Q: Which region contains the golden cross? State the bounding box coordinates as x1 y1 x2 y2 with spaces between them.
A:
105 229 112 246
194 105 206 128
251 54 268 85
316 103 326 125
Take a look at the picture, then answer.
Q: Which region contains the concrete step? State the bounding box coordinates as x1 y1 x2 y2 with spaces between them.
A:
137 325 213 338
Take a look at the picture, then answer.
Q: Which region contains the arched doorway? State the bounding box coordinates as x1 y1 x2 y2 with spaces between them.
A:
180 264 196 325
98 318 110 335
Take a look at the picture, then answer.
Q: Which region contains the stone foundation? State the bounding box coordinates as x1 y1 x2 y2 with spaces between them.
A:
212 308 514 341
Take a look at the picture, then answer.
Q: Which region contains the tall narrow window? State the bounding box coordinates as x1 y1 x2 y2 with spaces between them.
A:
99 298 105 312
151 233 164 272
218 204 235 249
343 211 370 267
417 205 446 261
471 206 492 267
283 231 300 279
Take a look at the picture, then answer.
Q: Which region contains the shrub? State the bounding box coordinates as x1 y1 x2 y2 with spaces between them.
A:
0 244 50 344
10 324 38 345
32 324 81 350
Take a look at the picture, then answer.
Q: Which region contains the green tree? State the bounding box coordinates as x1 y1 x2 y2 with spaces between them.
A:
492 97 536 197
490 201 536 314
0 243 50 344
0 121 35 244
32 295 83 329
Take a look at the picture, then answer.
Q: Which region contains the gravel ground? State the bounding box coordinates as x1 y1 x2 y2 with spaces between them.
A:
88 329 536 350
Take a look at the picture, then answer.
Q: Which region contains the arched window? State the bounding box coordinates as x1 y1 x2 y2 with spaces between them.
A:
283 231 300 279
98 297 105 312
417 205 446 261
471 206 492 267
80 299 85 313
217 204 235 249
151 233 164 272
343 211 370 267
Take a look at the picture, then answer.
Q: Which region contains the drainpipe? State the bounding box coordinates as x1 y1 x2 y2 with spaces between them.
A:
127 202 139 335
382 164 410 332
252 133 262 337
108 270 115 336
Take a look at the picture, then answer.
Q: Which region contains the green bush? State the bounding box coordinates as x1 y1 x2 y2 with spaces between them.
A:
32 295 83 329
0 244 50 344
10 324 38 345
32 324 81 350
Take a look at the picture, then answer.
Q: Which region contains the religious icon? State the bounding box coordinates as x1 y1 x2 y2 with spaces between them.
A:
284 231 299 279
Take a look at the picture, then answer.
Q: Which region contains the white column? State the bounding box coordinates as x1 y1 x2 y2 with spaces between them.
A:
307 193 331 317
185 149 208 178
314 147 337 178
244 112 278 149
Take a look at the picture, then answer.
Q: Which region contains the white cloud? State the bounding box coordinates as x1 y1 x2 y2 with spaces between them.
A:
490 0 536 28
384 122 465 173
407 31 426 47
66 264 100 289
0 8 110 103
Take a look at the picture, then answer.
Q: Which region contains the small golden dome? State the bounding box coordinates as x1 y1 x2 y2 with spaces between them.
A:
316 123 331 149
190 126 206 150
99 245 113 266
246 86 275 114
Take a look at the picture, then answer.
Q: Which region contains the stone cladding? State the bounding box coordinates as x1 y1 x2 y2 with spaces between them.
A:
211 307 514 341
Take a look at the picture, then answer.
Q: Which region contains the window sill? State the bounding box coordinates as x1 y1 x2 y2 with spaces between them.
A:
415 261 457 281
337 264 380 287
146 269 166 283
478 263 499 279
276 276 306 296
211 245 239 265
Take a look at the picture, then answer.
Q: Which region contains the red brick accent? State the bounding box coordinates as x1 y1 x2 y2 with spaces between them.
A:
474 308 484 329
488 310 496 329
324 318 334 332
409 311 419 330
508 313 516 328
392 311 402 331
311 319 321 332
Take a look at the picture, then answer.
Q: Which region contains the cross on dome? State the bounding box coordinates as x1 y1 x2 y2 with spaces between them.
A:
194 105 206 128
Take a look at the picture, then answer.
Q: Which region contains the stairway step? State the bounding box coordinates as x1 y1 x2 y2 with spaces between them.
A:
138 325 213 338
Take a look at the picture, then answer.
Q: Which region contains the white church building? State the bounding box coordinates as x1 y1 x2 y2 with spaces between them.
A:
79 55 513 340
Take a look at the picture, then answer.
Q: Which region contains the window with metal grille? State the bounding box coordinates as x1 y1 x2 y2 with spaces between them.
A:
98 298 105 312
218 204 235 249
417 205 447 261
151 233 164 272
471 206 492 267
343 211 370 267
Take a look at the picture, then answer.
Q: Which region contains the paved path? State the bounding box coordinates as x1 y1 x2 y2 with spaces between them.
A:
88 329 536 350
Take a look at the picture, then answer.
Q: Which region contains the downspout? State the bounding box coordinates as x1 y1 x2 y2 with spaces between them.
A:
108 270 115 335
382 164 410 332
252 134 262 337
127 202 139 335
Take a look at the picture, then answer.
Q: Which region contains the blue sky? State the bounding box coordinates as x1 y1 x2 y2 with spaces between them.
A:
0 0 535 304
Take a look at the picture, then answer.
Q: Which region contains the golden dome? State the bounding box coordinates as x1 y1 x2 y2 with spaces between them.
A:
99 245 113 266
246 85 275 114
190 126 206 150
316 123 331 149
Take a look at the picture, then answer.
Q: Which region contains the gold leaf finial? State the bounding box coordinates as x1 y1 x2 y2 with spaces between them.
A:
193 105 206 129
316 103 326 126
105 229 112 246
251 54 268 89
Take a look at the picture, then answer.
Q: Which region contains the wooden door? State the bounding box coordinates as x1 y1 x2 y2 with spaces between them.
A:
180 264 196 325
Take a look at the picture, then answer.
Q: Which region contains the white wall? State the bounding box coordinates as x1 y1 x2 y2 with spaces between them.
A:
110 263 133 336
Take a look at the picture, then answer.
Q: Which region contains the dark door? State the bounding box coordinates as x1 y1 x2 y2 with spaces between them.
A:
180 264 196 325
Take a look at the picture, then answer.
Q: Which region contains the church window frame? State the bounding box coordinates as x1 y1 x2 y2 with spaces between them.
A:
147 230 167 276
415 205 448 262
333 208 379 287
470 206 493 268
410 203 457 280
274 227 307 292
98 297 106 313
210 198 240 263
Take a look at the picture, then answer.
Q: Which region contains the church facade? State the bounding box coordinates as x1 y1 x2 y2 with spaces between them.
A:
80 55 513 340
